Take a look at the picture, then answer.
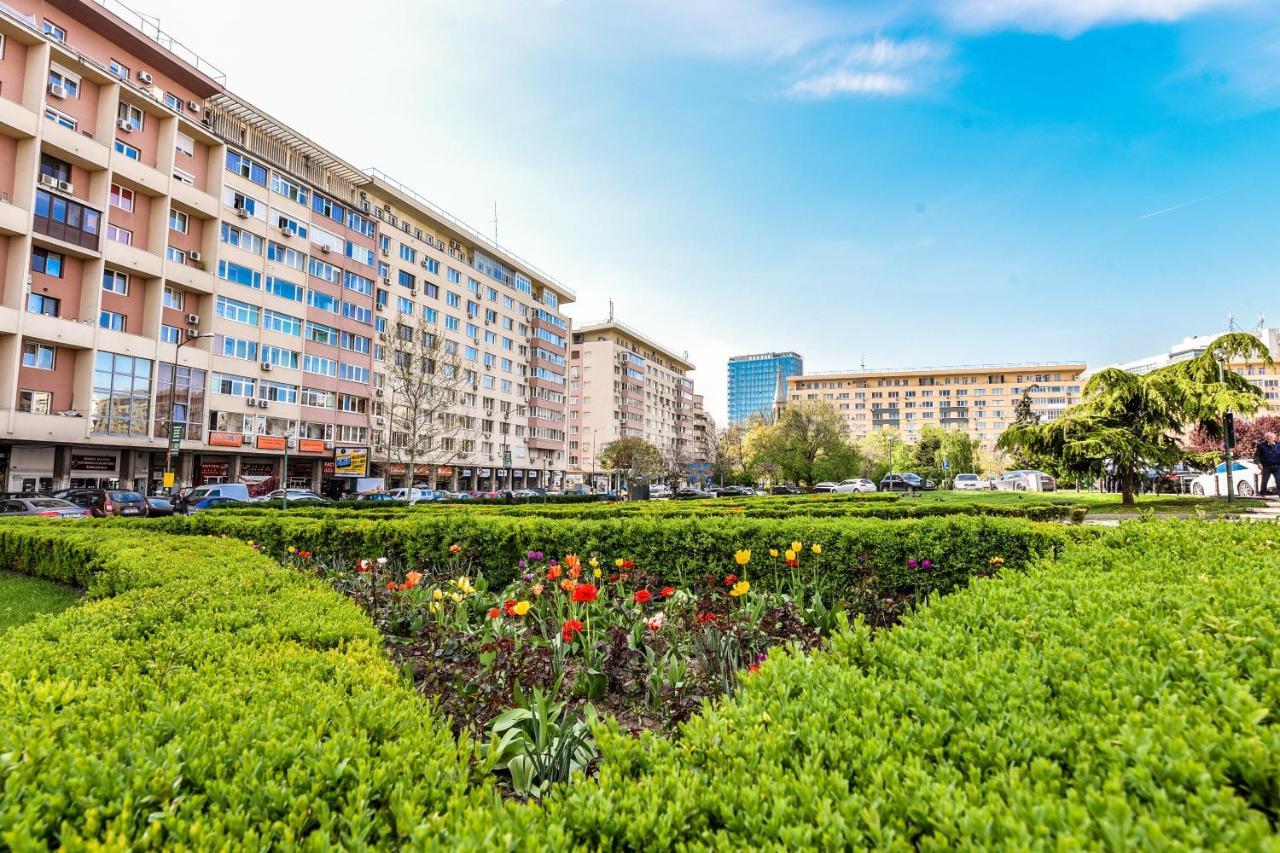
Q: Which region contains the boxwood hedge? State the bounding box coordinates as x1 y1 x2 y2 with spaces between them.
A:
1 520 1275 848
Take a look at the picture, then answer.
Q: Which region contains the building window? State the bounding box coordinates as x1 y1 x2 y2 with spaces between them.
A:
212 372 256 398
270 172 308 206
108 58 129 79
42 20 67 42
154 363 206 441
162 287 185 310
103 270 129 295
173 168 195 186
117 101 144 131
18 390 53 414
163 92 182 112
38 154 71 183
22 342 56 370
31 247 63 277
110 184 134 212
99 310 126 332
34 190 100 249
43 107 76 130
168 209 189 233
160 325 182 344
175 133 194 157
216 295 259 327
225 151 267 185
26 293 60 316
114 140 140 160
107 223 133 245
221 223 263 254
166 246 187 264
47 64 79 97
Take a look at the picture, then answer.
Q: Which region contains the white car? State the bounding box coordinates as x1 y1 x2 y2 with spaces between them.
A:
1190 461 1260 497
953 473 983 491
389 487 438 503
833 478 877 493
811 482 839 493
648 484 673 499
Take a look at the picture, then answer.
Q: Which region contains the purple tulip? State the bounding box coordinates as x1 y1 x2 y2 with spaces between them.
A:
550 558 558 567
518 559 527 569
522 573 533 582
908 558 918 569
922 559 933 570
534 551 544 561
526 551 536 560
757 652 767 663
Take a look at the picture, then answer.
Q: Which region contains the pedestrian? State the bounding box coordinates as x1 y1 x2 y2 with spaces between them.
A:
1255 432 1280 498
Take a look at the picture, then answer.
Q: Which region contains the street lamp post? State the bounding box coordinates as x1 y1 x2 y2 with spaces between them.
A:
590 428 598 494
165 332 214 492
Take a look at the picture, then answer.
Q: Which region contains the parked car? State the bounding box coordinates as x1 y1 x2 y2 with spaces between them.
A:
260 488 328 503
952 473 983 491
355 492 399 502
833 478 877 493
145 496 176 516
995 470 1058 492
0 497 92 519
648 484 673 500
810 482 839 493
63 489 149 517
1189 461 1260 497
712 485 756 498
178 483 252 512
769 485 804 495
879 474 924 493
187 496 245 512
388 487 443 503
674 488 712 500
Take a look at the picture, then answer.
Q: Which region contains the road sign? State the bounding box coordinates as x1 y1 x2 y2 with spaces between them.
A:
503 450 512 467
943 459 950 471
163 471 175 488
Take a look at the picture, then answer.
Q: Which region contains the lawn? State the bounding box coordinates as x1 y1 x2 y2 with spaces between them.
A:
0 570 78 632
898 489 1265 516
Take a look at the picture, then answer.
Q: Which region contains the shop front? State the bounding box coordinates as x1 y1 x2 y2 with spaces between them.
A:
68 450 121 490
8 446 54 494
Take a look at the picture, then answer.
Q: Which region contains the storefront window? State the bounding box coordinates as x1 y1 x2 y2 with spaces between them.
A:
91 352 152 436
154 363 207 441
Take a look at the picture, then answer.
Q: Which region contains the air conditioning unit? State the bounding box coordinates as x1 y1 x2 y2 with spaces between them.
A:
375 416 386 426
185 313 200 324
382 276 391 285
258 400 269 410
234 206 248 219
374 388 384 397
137 70 153 84
319 245 330 254
117 118 136 132
187 100 200 112
420 260 429 269
55 180 73 193
359 200 370 213
188 251 202 263
261 362 273 372
185 327 199 338
246 398 257 407
38 174 58 189
48 82 67 99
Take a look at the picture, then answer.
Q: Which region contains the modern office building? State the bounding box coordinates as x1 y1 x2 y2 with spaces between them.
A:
565 317 705 489
727 351 802 425
785 362 1087 452
0 0 571 494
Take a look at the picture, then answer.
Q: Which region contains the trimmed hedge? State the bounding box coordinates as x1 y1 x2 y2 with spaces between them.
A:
154 512 1073 603
2 520 1277 846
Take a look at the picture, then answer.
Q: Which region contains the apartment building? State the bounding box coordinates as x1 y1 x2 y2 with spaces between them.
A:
726 351 802 425
1109 326 1280 412
565 318 706 489
0 0 571 494
786 362 1087 453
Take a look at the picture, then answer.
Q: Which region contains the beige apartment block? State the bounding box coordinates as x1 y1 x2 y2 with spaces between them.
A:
0 0 571 494
786 362 1087 453
566 318 707 489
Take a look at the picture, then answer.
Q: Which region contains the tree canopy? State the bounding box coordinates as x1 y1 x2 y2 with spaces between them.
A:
599 437 665 484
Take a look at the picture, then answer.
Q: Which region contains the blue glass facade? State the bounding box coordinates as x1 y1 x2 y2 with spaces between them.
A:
727 352 803 425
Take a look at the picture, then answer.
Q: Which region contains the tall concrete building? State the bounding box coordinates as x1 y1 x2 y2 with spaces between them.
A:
566 318 707 489
785 362 1086 453
1109 325 1280 410
0 0 571 494
726 351 802 425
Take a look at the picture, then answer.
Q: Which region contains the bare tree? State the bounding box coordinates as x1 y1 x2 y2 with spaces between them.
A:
376 323 467 489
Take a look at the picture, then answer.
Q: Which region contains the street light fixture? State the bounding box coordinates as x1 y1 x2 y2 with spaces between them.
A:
164 331 214 492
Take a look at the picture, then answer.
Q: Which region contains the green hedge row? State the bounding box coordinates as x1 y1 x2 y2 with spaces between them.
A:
2 520 1276 846
155 512 1072 604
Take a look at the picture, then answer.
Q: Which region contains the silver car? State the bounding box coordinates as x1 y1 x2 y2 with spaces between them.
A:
0 497 92 518
995 470 1057 492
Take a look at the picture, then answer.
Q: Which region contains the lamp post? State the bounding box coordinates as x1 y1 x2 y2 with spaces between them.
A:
590 428 598 494
165 331 214 493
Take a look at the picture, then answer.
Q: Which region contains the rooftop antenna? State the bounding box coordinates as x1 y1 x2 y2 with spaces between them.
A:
608 299 614 322
490 202 498 245
860 353 866 371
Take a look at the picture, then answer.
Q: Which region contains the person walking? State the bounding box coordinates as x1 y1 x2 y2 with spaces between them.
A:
1255 432 1280 498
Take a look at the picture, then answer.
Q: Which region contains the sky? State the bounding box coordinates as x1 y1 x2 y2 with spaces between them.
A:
135 0 1280 422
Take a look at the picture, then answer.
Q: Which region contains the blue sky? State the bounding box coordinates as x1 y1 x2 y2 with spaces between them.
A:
143 0 1280 421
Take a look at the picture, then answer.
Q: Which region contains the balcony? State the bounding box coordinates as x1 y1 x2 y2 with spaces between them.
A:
5 410 91 443
105 239 164 278
0 199 28 235
164 259 215 294
22 312 95 349
0 98 36 139
43 121 110 171
170 178 219 218
111 150 169 196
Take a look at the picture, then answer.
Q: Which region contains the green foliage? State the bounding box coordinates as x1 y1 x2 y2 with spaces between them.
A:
480 688 598 800
0 570 78 632
748 401 864 486
599 436 666 482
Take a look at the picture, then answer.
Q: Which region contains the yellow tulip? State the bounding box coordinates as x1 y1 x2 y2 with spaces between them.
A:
432 588 443 602
785 549 796 562
513 600 531 616
811 544 822 554
729 580 751 597
790 541 802 553
734 549 751 566
615 558 625 568
589 557 600 568
449 592 462 602
593 568 602 579
769 549 779 558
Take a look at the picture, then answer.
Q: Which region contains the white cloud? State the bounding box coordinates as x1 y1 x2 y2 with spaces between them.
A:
788 37 950 99
939 0 1252 36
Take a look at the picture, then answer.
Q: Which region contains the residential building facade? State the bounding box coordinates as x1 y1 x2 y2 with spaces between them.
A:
1109 326 1280 412
727 351 802 425
566 318 704 489
785 362 1087 453
0 0 571 494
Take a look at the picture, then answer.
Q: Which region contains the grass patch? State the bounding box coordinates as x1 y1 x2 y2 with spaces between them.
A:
0 570 78 632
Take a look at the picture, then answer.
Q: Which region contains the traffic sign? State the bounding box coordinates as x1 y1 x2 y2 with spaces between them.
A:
943 459 950 471
168 423 183 454
503 450 512 467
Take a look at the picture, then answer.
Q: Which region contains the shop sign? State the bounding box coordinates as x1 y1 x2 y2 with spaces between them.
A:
201 461 229 477
322 461 335 475
529 470 539 480
71 453 118 472
437 466 453 477
241 462 274 477
298 439 327 454
333 446 369 478
255 435 287 451
209 432 244 447
461 469 472 477
479 468 491 477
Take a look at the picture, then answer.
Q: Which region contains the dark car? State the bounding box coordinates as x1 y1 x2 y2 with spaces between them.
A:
879 474 924 493
674 488 712 500
145 496 175 517
187 496 244 512
63 489 149 517
0 497 92 519
713 485 756 498
770 485 804 495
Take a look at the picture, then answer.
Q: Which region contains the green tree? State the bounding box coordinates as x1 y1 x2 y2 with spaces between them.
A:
714 420 761 486
861 428 915 481
599 437 665 485
751 401 860 487
998 333 1272 504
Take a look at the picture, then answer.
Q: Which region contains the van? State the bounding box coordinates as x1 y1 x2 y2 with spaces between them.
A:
178 482 251 512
